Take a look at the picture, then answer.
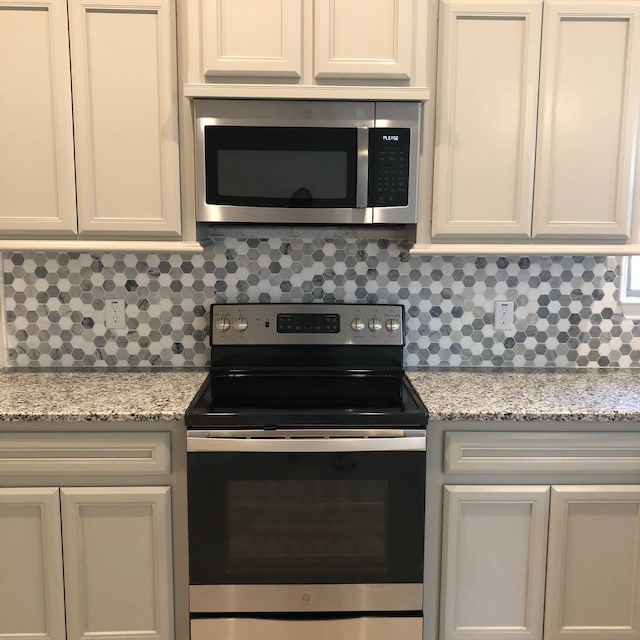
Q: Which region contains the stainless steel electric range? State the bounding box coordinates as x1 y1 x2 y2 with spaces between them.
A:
185 303 428 640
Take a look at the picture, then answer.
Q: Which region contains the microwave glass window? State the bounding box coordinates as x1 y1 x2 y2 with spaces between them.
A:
205 126 357 208
227 479 387 575
217 150 348 201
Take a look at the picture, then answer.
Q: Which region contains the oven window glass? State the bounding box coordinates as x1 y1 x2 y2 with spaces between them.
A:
188 450 424 585
204 126 357 208
228 480 387 574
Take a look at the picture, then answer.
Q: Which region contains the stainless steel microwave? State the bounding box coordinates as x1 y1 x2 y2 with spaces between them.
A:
193 99 421 225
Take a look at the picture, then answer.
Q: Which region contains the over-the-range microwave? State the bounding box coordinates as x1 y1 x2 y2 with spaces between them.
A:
193 99 421 225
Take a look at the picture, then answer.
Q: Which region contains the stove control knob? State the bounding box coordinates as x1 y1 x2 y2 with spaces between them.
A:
351 317 365 332
216 318 231 332
234 317 249 332
385 318 400 333
368 318 382 332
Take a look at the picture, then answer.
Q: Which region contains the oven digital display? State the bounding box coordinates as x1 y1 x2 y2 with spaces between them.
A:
277 313 340 333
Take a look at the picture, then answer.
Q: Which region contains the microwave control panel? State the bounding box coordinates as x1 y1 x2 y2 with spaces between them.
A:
368 128 410 207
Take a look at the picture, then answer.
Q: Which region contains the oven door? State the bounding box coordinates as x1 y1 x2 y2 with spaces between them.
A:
187 430 426 614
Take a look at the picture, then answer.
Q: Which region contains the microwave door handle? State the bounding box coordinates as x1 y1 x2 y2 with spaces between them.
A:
356 127 369 209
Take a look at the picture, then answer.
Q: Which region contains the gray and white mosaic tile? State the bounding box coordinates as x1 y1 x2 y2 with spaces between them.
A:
3 234 640 367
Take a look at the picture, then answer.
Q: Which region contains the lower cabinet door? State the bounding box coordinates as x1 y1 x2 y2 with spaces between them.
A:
440 485 550 640
0 488 66 640
545 486 640 640
60 486 174 640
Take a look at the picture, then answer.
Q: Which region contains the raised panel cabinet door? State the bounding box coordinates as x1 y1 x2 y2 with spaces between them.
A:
200 0 302 78
314 0 415 80
440 485 550 640
60 487 174 640
431 0 542 238
545 486 640 640
533 0 640 239
68 0 181 237
0 0 77 235
0 488 65 640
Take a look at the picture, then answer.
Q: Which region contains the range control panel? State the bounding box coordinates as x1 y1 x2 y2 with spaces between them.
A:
211 303 404 346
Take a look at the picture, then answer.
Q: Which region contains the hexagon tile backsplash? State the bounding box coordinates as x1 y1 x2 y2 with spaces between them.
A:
3 234 640 367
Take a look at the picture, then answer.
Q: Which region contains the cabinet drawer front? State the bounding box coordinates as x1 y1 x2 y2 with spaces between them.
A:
445 432 640 474
0 432 170 476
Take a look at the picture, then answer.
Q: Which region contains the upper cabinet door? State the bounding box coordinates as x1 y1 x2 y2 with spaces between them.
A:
69 0 181 237
314 0 414 80
0 0 77 236
533 0 640 239
200 0 303 78
431 0 543 238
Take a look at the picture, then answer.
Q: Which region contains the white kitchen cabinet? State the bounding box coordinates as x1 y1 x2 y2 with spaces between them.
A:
441 483 640 640
0 488 66 640
440 485 549 640
0 1 77 235
0 0 182 242
429 428 640 640
532 0 640 240
313 0 414 81
62 487 174 640
183 0 430 99
197 0 303 78
430 0 640 243
0 432 176 640
69 0 181 237
544 486 640 640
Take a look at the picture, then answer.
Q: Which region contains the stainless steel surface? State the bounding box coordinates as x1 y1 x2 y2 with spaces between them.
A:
356 126 369 209
187 431 426 452
191 616 423 640
193 99 420 225
210 303 404 345
189 583 423 613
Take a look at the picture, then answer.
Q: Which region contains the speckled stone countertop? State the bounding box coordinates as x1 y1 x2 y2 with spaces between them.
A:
0 368 638 423
0 369 208 422
407 370 640 422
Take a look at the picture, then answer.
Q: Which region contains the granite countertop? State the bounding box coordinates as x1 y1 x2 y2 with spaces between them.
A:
0 368 639 423
407 369 640 422
0 369 208 422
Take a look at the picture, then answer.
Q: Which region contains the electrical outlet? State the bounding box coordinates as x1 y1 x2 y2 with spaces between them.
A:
106 299 126 329
494 300 514 330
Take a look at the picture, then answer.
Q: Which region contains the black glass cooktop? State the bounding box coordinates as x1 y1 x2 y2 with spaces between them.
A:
185 371 428 429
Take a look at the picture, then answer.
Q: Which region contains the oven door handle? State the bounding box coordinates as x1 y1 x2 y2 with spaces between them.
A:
187 431 426 452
